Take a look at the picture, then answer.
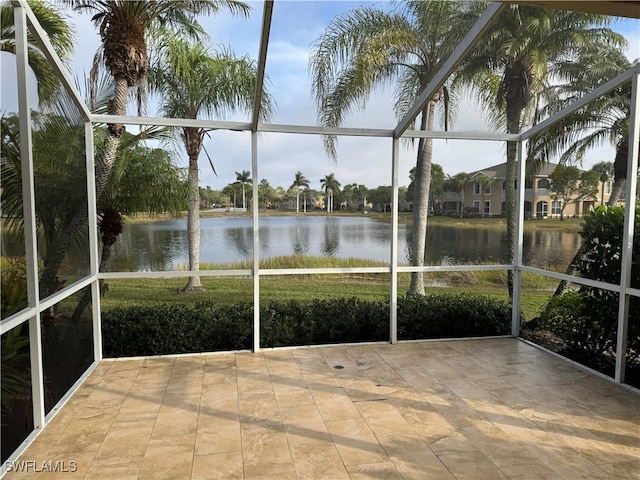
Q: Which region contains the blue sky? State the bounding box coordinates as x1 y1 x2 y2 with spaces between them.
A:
2 1 639 193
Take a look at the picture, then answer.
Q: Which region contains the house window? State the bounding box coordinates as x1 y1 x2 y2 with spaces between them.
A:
473 183 480 195
484 184 491 195
538 179 550 189
537 201 549 217
473 200 481 212
605 181 612 194
551 200 562 215
484 201 491 214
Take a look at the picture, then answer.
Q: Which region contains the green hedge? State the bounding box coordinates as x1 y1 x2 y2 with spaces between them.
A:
102 293 511 357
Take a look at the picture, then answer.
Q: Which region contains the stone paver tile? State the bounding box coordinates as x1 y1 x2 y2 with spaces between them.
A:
91 426 153 467
438 450 508 479
379 434 455 480
345 461 404 480
137 435 195 480
355 399 415 437
241 426 295 478
194 426 242 455
280 403 333 445
192 452 243 480
289 442 350 479
325 417 389 466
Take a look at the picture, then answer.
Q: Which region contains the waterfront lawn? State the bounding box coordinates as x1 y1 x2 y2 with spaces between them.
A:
99 270 554 321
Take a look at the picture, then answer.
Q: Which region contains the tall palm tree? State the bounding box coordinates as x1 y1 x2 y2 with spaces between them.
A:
459 4 624 299
236 170 252 211
35 0 250 298
310 0 481 295
320 173 341 213
149 39 271 292
1 0 75 105
290 171 310 213
528 44 632 207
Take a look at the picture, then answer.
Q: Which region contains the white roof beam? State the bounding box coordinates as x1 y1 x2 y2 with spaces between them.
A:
252 0 274 131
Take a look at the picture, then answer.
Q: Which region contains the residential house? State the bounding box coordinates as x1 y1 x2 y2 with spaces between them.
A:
442 162 614 218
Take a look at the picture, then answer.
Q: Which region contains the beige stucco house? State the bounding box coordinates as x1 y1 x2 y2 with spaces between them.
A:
442 162 614 218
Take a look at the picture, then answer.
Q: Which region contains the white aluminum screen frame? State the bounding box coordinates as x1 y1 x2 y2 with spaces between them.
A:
2 0 639 472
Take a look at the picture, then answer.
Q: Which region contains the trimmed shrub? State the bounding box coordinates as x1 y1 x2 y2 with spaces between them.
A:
538 206 640 384
398 293 511 339
102 293 512 357
539 291 610 357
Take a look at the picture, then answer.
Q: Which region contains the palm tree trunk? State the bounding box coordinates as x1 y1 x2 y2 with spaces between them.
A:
183 128 203 292
39 78 128 298
505 114 520 301
408 102 435 296
70 236 114 323
607 178 625 206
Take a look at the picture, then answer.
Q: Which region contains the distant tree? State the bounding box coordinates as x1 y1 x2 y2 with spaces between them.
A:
290 171 310 213
549 165 599 220
369 186 393 213
236 170 252 210
340 183 368 211
590 161 615 206
448 173 471 218
320 173 341 213
258 178 278 210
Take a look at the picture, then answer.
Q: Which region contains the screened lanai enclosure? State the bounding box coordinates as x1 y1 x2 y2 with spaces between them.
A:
1 0 639 477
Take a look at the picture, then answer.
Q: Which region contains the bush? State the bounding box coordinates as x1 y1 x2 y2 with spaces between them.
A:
539 292 610 357
102 293 512 357
398 293 511 339
538 206 640 382
102 302 253 357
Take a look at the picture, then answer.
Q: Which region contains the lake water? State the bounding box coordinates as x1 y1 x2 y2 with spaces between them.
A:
107 216 581 272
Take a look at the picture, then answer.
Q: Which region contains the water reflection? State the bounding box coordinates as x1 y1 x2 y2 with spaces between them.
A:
102 216 581 272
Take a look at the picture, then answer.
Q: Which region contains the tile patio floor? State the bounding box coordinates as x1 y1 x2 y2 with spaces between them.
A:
4 338 639 479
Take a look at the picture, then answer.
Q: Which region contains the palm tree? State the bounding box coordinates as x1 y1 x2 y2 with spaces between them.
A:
449 172 471 218
528 44 632 207
1 0 75 105
310 0 481 295
71 133 189 321
320 173 341 213
36 0 250 298
290 171 310 213
148 39 271 292
236 170 252 211
459 4 624 299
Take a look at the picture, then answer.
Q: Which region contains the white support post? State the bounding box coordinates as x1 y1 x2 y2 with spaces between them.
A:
390 139 400 344
511 140 527 336
85 122 103 361
14 3 45 428
252 132 261 352
615 71 640 383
